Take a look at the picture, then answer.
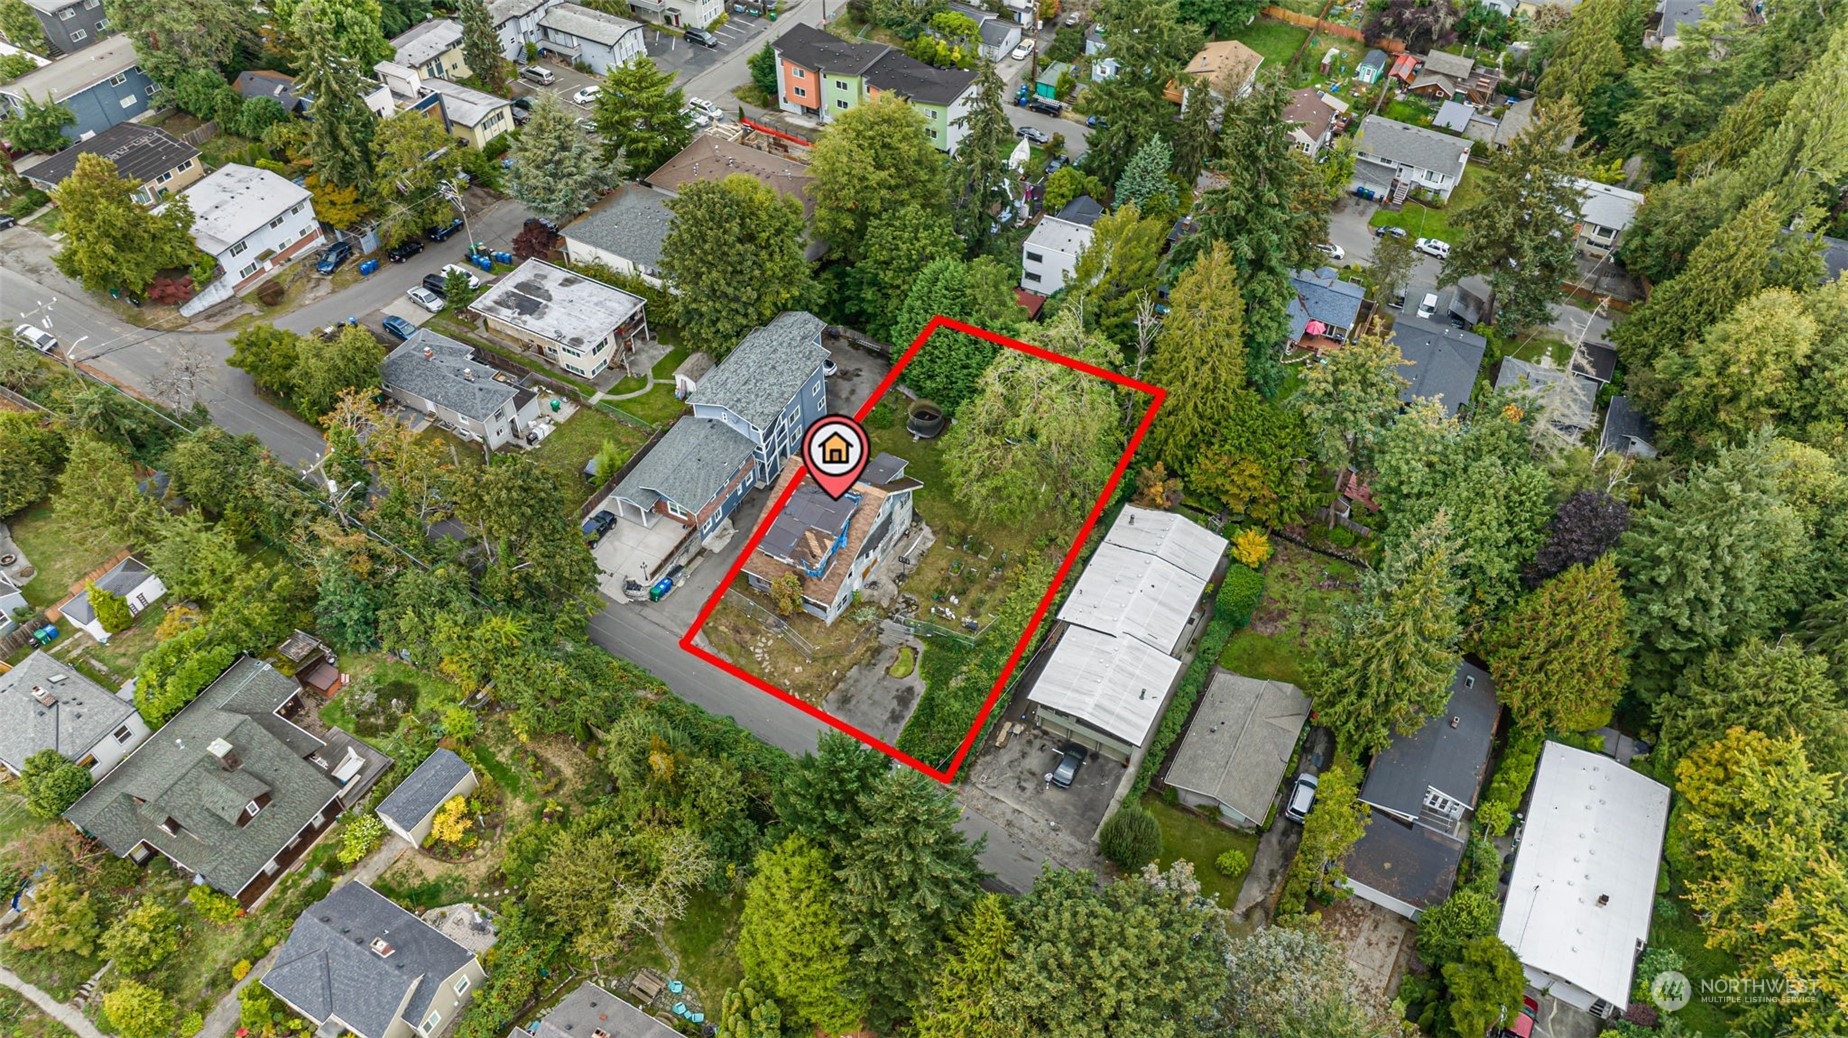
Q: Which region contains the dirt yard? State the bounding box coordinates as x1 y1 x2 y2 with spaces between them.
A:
1320 896 1417 997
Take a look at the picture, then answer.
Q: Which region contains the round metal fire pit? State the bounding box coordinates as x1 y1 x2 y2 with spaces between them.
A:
907 400 945 439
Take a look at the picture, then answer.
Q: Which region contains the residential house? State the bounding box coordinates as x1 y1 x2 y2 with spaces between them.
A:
1490 96 1535 148
1352 116 1472 203
468 259 650 379
643 133 822 257
1163 671 1311 829
56 554 164 644
233 70 307 115
0 36 153 142
1282 87 1345 157
1166 40 1262 106
488 0 570 60
1646 0 1711 48
263 882 486 1038
1494 356 1598 437
0 650 150 780
20 0 108 56
167 164 323 296
1573 177 1645 259
1391 313 1487 416
1600 396 1657 458
742 453 921 624
1356 48 1387 84
1286 267 1366 349
538 3 645 75
607 416 758 542
687 310 829 483
0 571 27 636
559 184 675 287
531 982 678 1038
771 24 977 152
389 18 470 79
948 3 1022 61
375 749 478 847
1499 742 1671 1018
20 123 201 203
1020 195 1103 295
1406 50 1474 99
65 656 392 904
623 0 720 32
1027 506 1227 762
1387 51 1419 84
422 77 514 147
1084 26 1117 80
382 329 543 450
1344 662 1498 919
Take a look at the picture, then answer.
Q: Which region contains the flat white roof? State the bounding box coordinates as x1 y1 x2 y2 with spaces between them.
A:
1102 505 1227 583
1027 625 1183 748
1024 215 1094 257
170 164 312 255
468 259 645 350
1499 741 1670 1008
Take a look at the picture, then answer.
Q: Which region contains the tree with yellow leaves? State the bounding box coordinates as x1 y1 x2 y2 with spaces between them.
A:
1231 529 1272 569
426 795 473 848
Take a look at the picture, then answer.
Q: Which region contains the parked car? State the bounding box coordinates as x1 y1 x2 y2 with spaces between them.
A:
0 214 17 230
1374 224 1407 239
421 273 450 297
1283 773 1319 823
1416 292 1439 319
683 26 719 47
571 85 601 106
387 238 424 263
1501 996 1541 1038
682 105 711 128
510 105 531 126
1062 10 1083 24
1050 743 1088 788
440 264 482 290
1044 153 1070 175
822 356 839 377
687 96 724 121
1010 38 1035 60
519 65 556 85
581 509 616 545
406 286 445 313
13 323 57 353
1388 289 1406 310
1024 96 1063 115
1415 237 1450 259
1312 242 1344 261
734 0 764 12
315 240 353 274
381 315 416 341
1015 125 1051 144
510 96 534 113
426 217 464 242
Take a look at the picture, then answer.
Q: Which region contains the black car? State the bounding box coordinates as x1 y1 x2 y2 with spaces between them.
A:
1023 96 1063 116
0 214 16 230
1015 125 1051 144
421 273 450 297
684 26 719 47
1050 743 1087 788
581 509 616 545
387 238 424 262
426 217 464 242
511 95 534 112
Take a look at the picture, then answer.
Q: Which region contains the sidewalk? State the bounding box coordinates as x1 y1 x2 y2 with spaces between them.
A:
0 965 107 1038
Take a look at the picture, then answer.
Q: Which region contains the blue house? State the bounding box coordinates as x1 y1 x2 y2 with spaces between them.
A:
688 311 830 484
0 36 153 143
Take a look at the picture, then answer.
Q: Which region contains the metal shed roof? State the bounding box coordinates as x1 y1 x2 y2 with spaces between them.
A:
1027 626 1184 749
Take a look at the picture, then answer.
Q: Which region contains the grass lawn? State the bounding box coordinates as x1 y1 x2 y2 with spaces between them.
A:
321 655 465 734
0 987 78 1038
1367 166 1487 245
608 386 688 427
605 889 744 1020
611 345 690 395
24 206 61 237
1507 332 1574 367
82 601 165 681
527 406 649 508
1649 893 1741 1036
1226 17 1311 69
6 502 126 611
1383 97 1434 127
1220 541 1360 686
1142 794 1260 911
1220 630 1309 686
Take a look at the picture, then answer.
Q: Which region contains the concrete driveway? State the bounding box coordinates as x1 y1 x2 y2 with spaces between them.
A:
1232 726 1332 925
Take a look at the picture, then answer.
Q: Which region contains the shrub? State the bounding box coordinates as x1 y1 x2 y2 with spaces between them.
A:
1214 849 1249 876
8 189 50 219
1231 528 1272 568
187 885 243 924
1475 799 1513 837
88 580 134 633
1216 564 1266 628
1098 805 1163 869
20 749 93 819
1477 731 1543 832
231 960 252 981
337 815 387 866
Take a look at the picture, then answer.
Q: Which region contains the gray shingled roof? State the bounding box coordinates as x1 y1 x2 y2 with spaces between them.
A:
1 35 138 104
1359 660 1498 817
1344 810 1467 910
864 49 977 106
1164 671 1311 823
263 882 475 1038
1391 313 1487 416
376 749 474 834
1287 267 1365 341
1419 50 1475 78
562 186 673 270
59 555 157 627
389 18 465 68
233 70 305 113
772 23 888 75
533 982 678 1038
1494 356 1596 433
539 2 644 47
1600 395 1657 457
384 329 523 424
63 657 351 897
22 124 200 190
687 311 827 430
613 417 755 513
1356 115 1471 175
0 650 135 774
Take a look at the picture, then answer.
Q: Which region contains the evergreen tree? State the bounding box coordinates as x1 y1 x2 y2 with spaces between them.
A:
1535 0 1632 117
506 92 606 223
1170 81 1220 184
773 731 888 859
1114 135 1177 217
1192 393 1317 528
293 1 380 188
1294 331 1407 489
51 154 206 294
19 750 92 819
949 59 1014 242
1077 0 1202 183
1216 927 1401 1038
659 174 814 359
1276 757 1368 913
7 93 73 153
892 257 1027 367
1143 242 1247 473
100 898 182 973
1066 201 1166 346
1655 638 1848 773
913 895 1015 1038
850 203 961 344
1308 512 1464 756
1483 557 1630 734
593 56 692 178
1651 287 1816 455
737 835 865 1033
109 0 252 84
457 0 506 90
1415 890 1502 968
747 43 778 96
808 94 950 261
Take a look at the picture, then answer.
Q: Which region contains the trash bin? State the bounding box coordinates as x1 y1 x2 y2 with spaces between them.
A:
493 250 513 266
472 254 493 272
550 398 562 412
358 258 379 276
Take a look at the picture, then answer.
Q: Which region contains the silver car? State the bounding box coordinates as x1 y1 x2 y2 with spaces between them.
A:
1283 773 1319 823
406 286 445 313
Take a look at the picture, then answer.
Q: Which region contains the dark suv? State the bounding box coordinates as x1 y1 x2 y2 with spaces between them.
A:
581 509 616 545
387 238 424 262
1050 743 1087 788
684 26 719 47
314 240 353 274
421 273 450 297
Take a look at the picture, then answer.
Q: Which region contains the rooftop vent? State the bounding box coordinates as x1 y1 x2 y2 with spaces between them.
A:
30 686 56 707
1449 716 1460 728
1597 894 1610 907
423 346 435 360
48 672 68 683
207 737 241 771
370 936 395 958
463 367 476 381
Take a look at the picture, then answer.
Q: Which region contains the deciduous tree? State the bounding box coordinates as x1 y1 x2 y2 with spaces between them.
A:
371 110 468 246
1483 557 1630 733
1276 758 1367 915
850 203 961 344
7 93 73 153
1066 200 1166 346
1442 938 1526 1038
737 835 864 1034
1192 394 1316 527
592 56 691 178
527 823 713 960
108 0 252 84
101 898 182 973
0 0 49 52
1415 890 1502 968
507 92 606 223
1365 0 1460 51
19 750 92 819
101 980 178 1038
659 174 815 359
1295 331 1409 496
1214 926 1404 1038
808 94 949 260
12 875 105 955
1527 489 1628 586
52 154 206 294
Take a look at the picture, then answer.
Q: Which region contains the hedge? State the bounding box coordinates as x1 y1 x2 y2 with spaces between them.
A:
1477 730 1544 835
1217 563 1266 628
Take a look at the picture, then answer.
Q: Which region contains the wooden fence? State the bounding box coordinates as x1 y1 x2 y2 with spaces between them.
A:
1260 6 1367 42
181 120 220 146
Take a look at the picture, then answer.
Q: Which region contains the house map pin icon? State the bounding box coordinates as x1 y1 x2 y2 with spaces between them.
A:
802 415 869 500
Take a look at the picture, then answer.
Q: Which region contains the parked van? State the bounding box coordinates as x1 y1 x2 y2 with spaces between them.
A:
1416 292 1439 319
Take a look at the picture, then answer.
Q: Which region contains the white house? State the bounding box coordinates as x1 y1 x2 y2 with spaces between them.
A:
1282 87 1346 157
56 555 165 643
168 164 323 296
468 259 650 379
1500 742 1671 1018
1353 116 1473 203
537 2 645 75
559 184 674 287
1573 177 1646 259
0 650 151 780
1020 195 1103 295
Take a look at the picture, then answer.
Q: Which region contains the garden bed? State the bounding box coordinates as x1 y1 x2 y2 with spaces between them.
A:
1218 540 1359 686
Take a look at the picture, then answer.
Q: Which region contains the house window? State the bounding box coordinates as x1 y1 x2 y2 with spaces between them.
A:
245 799 264 818
792 67 806 78
926 109 937 119
289 200 303 213
71 28 87 40
144 85 157 96
453 976 471 995
927 128 937 139
834 79 847 90
665 501 690 520
423 1012 442 1033
268 214 285 229
95 18 106 29
107 71 125 85
155 170 172 184
836 99 848 110
229 240 248 257
239 262 259 278
119 92 137 107
113 725 134 743
1025 251 1042 263
1024 271 1041 282
793 86 807 98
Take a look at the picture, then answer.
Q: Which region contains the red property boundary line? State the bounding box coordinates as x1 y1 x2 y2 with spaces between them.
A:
678 316 1166 783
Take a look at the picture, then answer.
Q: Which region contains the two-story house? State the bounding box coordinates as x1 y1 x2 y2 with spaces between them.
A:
688 310 830 483
1084 25 1117 80
0 650 150 781
388 18 470 80
1165 40 1262 107
20 122 202 203
20 0 108 55
0 35 152 143
947 3 1022 61
537 2 645 75
772 24 977 152
742 453 921 624
624 0 721 31
467 259 650 379
488 0 568 60
369 62 513 148
1020 195 1103 296
166 163 323 296
382 329 543 450
1281 87 1345 157
263 882 486 1038
1572 177 1645 259
1352 115 1472 203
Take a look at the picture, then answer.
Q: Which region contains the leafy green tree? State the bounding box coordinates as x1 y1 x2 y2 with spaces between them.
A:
1442 937 1526 1038
1651 287 1814 455
1178 0 1261 36
146 512 246 605
102 980 178 1038
1191 393 1315 527
507 92 606 223
1276 758 1367 915
230 95 291 139
19 750 92 819
1114 135 1177 217
1143 242 1246 472
0 0 49 52
8 93 74 152
453 453 600 611
1441 102 1584 330
719 984 786 1038
949 59 1014 241
943 313 1123 525
1215 926 1403 1038
527 822 713 959
228 323 305 399
592 56 691 178
808 94 949 260
913 895 1014 1038
54 435 160 550
52 154 206 294
836 768 984 1027
457 0 506 89
1618 436 1810 701
1415 890 1501 968
1656 638 1848 773
850 203 960 343
892 258 1025 400
1369 229 1416 306
293 0 380 189
101 898 182 973
1066 201 1166 346
659 174 814 360
87 580 133 633
1309 514 1464 756
1098 805 1162 869
1077 0 1201 183
1295 331 1408 497
292 325 384 422
12 875 105 955
1483 557 1630 733
1535 0 1633 115
1043 165 1109 215
276 0 391 65
747 42 778 96
108 0 252 84
370 110 468 246
738 835 865 1033
774 731 888 858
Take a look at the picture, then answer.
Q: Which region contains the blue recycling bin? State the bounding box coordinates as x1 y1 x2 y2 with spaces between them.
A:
358 258 379 276
472 254 493 273
493 250 513 266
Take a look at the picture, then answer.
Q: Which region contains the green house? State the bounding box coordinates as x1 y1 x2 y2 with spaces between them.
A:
1036 60 1071 99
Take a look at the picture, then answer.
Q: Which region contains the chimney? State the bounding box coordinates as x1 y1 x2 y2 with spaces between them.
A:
463 368 476 381
207 737 242 771
30 685 56 707
423 346 435 360
370 936 395 958
1449 716 1460 729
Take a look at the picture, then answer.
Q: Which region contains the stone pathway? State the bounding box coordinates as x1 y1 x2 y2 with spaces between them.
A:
0 964 108 1038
